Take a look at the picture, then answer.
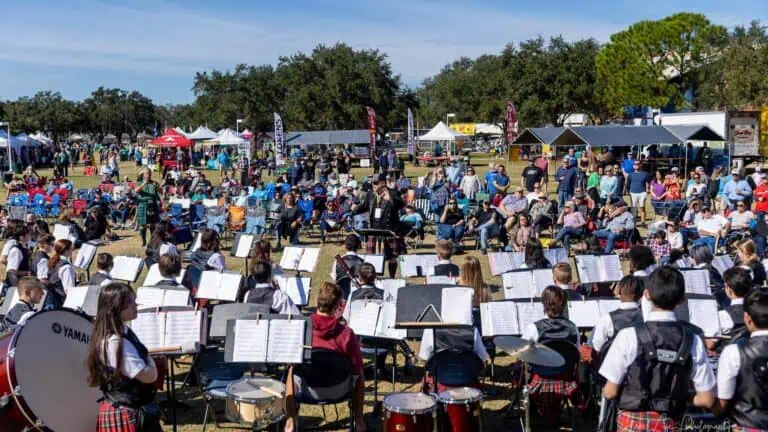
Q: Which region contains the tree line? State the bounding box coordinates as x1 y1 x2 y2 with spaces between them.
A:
0 13 766 143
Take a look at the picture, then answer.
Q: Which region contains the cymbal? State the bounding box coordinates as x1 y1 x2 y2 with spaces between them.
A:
494 336 565 368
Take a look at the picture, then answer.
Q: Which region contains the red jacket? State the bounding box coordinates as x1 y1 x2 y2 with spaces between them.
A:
310 313 363 375
755 184 768 213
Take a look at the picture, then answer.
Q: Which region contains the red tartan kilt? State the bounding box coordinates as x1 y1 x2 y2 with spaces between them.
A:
616 410 679 432
96 401 139 432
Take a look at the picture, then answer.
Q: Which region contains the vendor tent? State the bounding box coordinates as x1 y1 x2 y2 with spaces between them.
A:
30 132 53 145
551 125 682 148
513 127 566 145
216 128 248 146
173 127 189 138
418 121 469 142
151 129 192 148
188 126 217 141
663 125 725 142
475 123 504 135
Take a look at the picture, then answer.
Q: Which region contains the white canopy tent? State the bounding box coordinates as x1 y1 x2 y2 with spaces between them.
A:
216 128 248 146
418 121 470 155
173 127 189 138
187 126 217 141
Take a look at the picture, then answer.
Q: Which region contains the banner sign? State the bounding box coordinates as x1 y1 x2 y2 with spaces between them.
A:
506 102 518 145
273 112 285 166
449 123 476 136
730 116 759 157
407 108 415 154
366 106 376 156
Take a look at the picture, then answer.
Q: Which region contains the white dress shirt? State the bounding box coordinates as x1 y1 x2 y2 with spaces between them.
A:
104 331 147 379
1 238 17 258
6 243 23 271
419 327 488 363
159 242 179 257
244 282 300 315
718 298 743 335
717 330 768 400
599 311 715 393
207 252 226 272
58 258 77 294
591 302 640 353
94 270 114 287
36 256 49 280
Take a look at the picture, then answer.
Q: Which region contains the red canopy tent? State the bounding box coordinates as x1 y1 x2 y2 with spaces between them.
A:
150 129 192 148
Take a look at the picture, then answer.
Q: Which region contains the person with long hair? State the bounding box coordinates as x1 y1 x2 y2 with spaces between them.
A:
276 193 302 249
86 283 161 432
135 167 161 247
460 256 488 307
189 229 225 272
145 221 178 268
46 239 76 308
523 238 551 269
736 239 766 286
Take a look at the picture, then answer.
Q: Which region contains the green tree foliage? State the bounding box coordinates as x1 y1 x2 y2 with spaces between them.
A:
597 13 728 113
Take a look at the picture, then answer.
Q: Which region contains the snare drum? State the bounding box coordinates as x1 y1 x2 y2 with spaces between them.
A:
225 377 286 430
437 387 483 432
383 392 437 432
0 308 101 432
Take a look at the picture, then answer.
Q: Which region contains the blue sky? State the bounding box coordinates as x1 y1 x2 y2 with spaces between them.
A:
0 0 764 104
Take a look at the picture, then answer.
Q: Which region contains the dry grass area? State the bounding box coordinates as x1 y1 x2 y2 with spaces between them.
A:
7 156 612 431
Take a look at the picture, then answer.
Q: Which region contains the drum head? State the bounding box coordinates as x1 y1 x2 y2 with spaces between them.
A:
438 387 483 404
383 392 436 414
10 309 100 432
227 377 285 401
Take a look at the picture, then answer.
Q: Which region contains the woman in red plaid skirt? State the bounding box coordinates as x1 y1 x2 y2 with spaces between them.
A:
85 283 161 432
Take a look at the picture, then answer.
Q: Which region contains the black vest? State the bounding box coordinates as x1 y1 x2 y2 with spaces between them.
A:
5 243 31 287
88 272 113 286
190 250 214 271
617 322 695 417
434 327 474 354
1 300 33 331
534 317 578 345
31 250 48 279
731 336 768 429
46 259 71 308
101 328 157 408
726 303 746 336
349 286 383 303
335 255 364 300
600 307 643 355
432 263 460 278
245 279 277 311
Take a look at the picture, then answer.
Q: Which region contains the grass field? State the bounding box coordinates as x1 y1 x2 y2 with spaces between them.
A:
8 155 606 431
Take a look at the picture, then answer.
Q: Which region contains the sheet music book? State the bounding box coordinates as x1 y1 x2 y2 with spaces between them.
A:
274 275 311 306
681 269 712 295
266 319 306 363
488 252 525 276
712 255 734 277
53 224 77 243
232 234 255 258
687 298 720 337
378 281 406 339
232 320 269 362
62 285 101 316
675 256 693 269
502 269 554 299
426 275 457 285
279 247 320 272
74 242 98 269
597 299 621 314
516 302 545 332
568 300 601 328
376 279 406 292
110 256 144 282
197 271 242 301
399 254 439 277
440 287 473 325
191 233 202 252
136 287 190 308
575 255 624 284
129 309 205 352
360 254 385 274
543 248 569 265
479 301 521 336
347 299 383 337
143 264 186 286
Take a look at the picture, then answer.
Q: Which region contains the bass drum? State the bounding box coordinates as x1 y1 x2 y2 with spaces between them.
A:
0 308 101 432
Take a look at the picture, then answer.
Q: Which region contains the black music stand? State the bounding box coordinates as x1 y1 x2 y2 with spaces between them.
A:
355 228 397 254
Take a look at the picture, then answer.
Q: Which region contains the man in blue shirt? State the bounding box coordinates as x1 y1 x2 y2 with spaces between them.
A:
626 161 650 222
484 164 497 194
492 165 510 197
555 158 577 211
722 170 753 210
621 153 635 175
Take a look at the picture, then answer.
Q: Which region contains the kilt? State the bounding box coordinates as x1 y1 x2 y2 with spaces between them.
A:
96 401 138 432
616 410 679 432
528 373 584 417
136 202 158 227
365 235 405 260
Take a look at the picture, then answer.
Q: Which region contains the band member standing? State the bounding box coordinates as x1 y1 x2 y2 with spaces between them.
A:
88 253 115 287
590 276 644 356
3 223 32 287
46 239 76 308
331 235 365 300
32 233 55 281
189 229 226 272
0 276 43 330
86 282 161 432
357 174 405 278
243 261 300 315
430 240 459 277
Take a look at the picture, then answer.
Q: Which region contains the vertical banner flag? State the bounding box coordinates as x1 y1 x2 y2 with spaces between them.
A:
407 108 415 154
506 102 518 146
273 112 285 166
366 106 377 156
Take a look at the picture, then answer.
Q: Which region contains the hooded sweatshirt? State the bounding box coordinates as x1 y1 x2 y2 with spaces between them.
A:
310 313 363 375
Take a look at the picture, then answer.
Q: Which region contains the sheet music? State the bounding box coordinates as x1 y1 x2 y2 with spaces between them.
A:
165 310 203 351
441 287 473 325
601 255 624 281
675 256 694 268
426 275 457 285
377 279 406 292
232 320 269 362
136 288 165 308
575 255 601 284
53 224 76 243
712 255 734 277
378 280 406 339
74 243 97 269
682 269 711 295
266 319 305 364
503 272 536 299
360 255 385 274
516 302 545 332
488 252 525 276
192 233 202 251
687 298 720 337
532 269 555 293
543 248 568 265
347 300 382 337
279 247 319 272
62 285 99 316
480 302 521 336
143 264 185 286
568 301 601 328
399 255 439 277
235 234 254 258
164 289 191 307
110 256 143 282
197 271 242 301
597 299 621 314
274 276 311 306
130 313 165 350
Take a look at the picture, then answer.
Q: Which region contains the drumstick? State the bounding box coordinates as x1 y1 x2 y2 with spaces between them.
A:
149 346 182 354
245 380 284 398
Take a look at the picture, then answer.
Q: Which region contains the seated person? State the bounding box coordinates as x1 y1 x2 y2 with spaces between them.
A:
284 282 366 432
430 240 460 277
593 199 634 253
729 200 754 232
707 267 751 353
331 235 364 300
190 187 208 203
529 194 553 235
189 229 226 272
507 213 533 252
466 200 499 255
0 276 43 330
276 193 302 249
693 205 730 253
499 187 528 231
552 201 586 251
552 262 583 300
418 319 488 392
399 205 424 232
437 198 465 247
244 261 300 315
590 275 644 357
152 254 184 289
87 253 114 287
319 201 341 244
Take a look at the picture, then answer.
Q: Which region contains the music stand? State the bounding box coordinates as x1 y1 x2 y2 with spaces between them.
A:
223 313 313 364
355 228 397 255
209 303 270 340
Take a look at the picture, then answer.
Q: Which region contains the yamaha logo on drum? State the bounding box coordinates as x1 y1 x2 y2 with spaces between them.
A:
51 322 90 344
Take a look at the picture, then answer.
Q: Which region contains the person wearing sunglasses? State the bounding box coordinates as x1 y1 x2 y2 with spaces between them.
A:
438 199 466 251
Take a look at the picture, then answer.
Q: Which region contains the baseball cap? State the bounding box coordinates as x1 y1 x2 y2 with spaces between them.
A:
671 167 679 172
732 170 740 175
